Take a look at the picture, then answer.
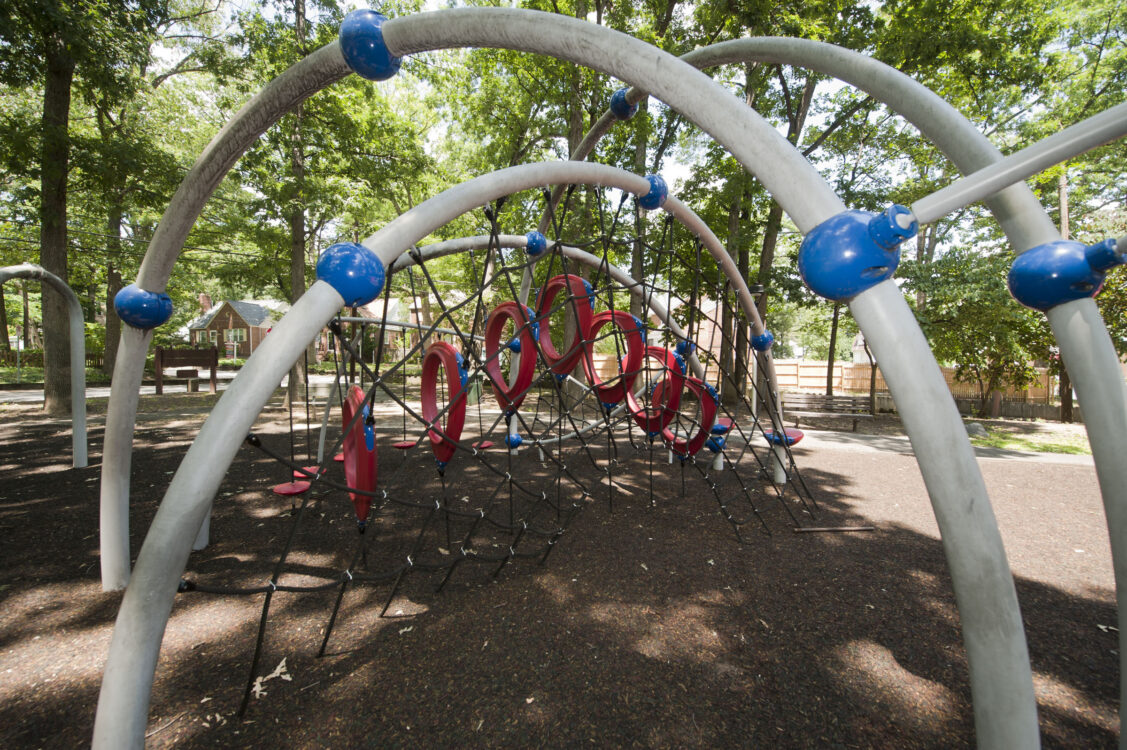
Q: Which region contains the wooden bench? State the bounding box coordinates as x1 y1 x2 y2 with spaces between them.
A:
782 392 874 432
155 346 218 395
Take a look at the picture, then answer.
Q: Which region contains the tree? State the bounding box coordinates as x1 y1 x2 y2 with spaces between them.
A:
0 0 171 413
901 247 1044 414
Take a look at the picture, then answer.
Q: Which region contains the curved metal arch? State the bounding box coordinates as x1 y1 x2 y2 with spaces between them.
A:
94 161 813 748
0 264 87 468
589 38 1127 738
95 10 1037 748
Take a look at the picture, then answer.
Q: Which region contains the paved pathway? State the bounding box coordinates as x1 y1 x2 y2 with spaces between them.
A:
0 372 340 404
795 427 1094 465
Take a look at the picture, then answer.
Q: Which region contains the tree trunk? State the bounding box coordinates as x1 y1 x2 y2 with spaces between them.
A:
40 34 76 415
864 337 877 415
720 192 740 405
0 281 10 352
1058 169 1074 423
826 302 840 396
22 281 31 349
103 200 125 375
286 0 307 410
104 264 123 376
630 98 649 319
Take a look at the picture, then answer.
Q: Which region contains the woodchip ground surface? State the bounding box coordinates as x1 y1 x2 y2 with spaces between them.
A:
0 394 1117 748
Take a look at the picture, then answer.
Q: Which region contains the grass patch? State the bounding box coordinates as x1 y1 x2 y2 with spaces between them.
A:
969 432 1090 455
0 365 111 385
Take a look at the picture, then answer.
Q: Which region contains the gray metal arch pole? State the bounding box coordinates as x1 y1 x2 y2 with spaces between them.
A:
97 10 1036 747
620 39 1126 743
0 264 87 468
587 38 1125 745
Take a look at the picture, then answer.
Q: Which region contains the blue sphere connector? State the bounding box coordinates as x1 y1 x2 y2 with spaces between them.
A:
638 174 668 210
525 231 548 256
339 10 401 81
581 278 596 309
610 88 637 120
601 400 619 412
674 340 695 358
114 284 173 330
751 330 774 352
798 205 917 302
1008 238 1126 311
454 351 469 389
317 242 386 306
504 433 523 449
631 314 647 343
706 436 726 453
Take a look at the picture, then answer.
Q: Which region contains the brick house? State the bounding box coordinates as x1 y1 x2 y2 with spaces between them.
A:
187 298 288 359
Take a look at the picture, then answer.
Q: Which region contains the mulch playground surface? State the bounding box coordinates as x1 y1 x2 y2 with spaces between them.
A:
0 395 1117 748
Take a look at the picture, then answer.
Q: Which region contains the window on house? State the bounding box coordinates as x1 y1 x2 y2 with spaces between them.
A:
224 328 247 343
209 330 218 343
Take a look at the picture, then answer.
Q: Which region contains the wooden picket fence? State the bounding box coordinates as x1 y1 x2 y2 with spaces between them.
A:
771 359 1057 403
589 353 1059 404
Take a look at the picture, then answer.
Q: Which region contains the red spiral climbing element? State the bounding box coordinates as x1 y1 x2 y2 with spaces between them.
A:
483 301 538 414
625 345 686 434
535 273 594 375
662 376 720 458
341 385 378 525
420 341 468 470
581 310 645 405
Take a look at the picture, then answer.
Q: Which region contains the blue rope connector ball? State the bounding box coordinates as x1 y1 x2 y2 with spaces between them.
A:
1008 238 1125 311
317 242 386 306
504 433 523 449
751 330 774 352
638 174 668 211
610 87 637 120
114 284 173 330
798 205 917 302
339 9 401 81
525 231 548 257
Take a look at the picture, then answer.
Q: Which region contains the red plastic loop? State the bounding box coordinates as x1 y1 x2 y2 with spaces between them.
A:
341 385 378 522
483 301 538 413
535 274 594 375
625 346 685 434
420 341 467 468
581 310 644 404
661 377 719 458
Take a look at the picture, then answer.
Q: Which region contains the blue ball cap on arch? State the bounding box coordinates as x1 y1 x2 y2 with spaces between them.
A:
317 242 386 307
114 284 173 330
610 88 637 120
339 9 401 81
525 231 548 257
638 174 668 211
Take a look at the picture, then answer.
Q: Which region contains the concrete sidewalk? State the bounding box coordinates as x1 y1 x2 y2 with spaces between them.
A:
0 372 340 404
793 427 1094 465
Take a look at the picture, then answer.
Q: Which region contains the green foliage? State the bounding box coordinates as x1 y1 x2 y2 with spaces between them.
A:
900 247 1046 409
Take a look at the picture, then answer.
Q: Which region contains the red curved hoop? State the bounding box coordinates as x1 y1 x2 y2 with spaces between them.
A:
535 274 594 375
581 310 645 404
341 385 378 523
420 341 468 469
483 301 538 413
661 377 719 458
625 345 686 434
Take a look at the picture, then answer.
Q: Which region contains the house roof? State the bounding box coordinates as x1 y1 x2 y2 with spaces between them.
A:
187 299 288 329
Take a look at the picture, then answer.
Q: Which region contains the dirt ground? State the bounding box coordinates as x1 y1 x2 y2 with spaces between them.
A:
0 394 1117 748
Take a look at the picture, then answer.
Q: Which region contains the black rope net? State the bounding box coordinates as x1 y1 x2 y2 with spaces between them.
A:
176 184 819 715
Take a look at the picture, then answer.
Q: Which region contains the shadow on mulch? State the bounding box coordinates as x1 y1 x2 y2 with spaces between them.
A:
0 406 1117 749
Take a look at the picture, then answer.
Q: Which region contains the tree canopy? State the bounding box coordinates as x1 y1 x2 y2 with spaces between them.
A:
0 0 1123 409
